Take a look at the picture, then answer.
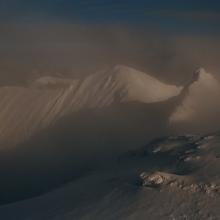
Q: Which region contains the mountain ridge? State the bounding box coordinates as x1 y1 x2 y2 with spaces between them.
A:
0 65 182 148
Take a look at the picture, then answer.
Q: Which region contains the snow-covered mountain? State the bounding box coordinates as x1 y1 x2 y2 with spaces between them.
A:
0 65 182 148
1 65 220 209
169 68 220 133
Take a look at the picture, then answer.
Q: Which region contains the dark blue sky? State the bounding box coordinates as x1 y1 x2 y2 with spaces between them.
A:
1 0 220 27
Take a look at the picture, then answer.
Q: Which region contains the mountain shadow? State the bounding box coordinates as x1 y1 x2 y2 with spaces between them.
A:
0 95 182 205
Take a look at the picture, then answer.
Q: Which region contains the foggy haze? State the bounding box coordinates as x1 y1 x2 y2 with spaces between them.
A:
0 22 220 86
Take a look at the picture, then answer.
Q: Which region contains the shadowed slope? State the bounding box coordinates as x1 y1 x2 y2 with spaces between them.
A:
1 133 220 219
0 97 177 204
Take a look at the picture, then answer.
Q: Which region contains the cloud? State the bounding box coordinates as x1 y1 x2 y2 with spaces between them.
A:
0 22 220 86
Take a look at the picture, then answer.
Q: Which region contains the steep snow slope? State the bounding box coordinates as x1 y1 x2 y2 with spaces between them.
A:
0 65 182 148
103 65 182 103
169 68 220 133
1 134 220 219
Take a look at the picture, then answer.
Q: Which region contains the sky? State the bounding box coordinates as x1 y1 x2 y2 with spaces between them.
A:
0 0 220 85
1 0 220 31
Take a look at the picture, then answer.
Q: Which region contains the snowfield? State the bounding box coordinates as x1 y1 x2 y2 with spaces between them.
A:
1 134 220 220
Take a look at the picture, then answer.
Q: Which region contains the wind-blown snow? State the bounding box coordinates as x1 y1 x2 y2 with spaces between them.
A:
169 68 220 132
0 65 182 148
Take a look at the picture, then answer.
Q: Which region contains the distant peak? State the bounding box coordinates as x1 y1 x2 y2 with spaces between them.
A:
187 67 208 86
195 67 206 77
196 67 206 73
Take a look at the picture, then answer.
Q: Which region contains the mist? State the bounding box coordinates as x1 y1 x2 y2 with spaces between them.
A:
0 22 220 86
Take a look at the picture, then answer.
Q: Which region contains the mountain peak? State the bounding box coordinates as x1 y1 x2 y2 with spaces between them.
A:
193 67 206 81
110 65 142 77
169 68 220 132
195 67 206 75
113 64 130 72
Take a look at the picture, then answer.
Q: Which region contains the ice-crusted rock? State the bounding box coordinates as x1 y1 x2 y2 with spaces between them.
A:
140 171 220 197
140 172 165 187
140 171 180 187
